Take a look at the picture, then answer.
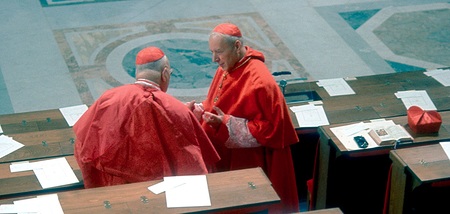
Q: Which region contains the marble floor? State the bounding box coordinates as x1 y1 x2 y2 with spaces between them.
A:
0 0 449 115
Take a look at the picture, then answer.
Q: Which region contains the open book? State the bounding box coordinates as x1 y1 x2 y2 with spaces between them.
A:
368 124 413 146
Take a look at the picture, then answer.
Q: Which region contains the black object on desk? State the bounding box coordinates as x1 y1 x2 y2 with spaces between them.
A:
354 136 368 148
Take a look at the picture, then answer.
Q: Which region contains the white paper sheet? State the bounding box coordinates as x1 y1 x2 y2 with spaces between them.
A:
440 142 450 160
164 175 211 208
290 104 329 127
330 122 377 151
148 179 186 195
317 78 355 96
12 194 64 214
10 161 33 172
59 104 88 127
10 157 79 189
34 157 79 189
0 203 35 213
0 135 24 159
0 125 3 134
394 90 437 110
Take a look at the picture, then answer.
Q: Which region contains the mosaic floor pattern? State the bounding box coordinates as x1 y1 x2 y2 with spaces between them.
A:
55 13 306 104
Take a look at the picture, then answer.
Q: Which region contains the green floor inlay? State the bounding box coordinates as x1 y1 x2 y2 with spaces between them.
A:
339 9 381 30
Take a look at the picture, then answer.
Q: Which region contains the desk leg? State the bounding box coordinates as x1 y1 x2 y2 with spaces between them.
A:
389 153 407 214
315 132 332 209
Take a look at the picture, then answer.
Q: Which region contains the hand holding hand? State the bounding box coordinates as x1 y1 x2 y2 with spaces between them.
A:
203 106 225 129
186 100 205 121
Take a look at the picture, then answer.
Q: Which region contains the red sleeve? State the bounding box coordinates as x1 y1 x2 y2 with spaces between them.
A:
249 87 299 148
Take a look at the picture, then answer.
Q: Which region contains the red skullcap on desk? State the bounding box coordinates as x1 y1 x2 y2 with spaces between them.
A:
135 47 165 65
213 23 242 37
407 105 442 134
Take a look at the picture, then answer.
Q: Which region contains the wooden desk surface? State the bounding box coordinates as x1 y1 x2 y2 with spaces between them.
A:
0 109 70 134
391 143 450 184
0 128 75 164
0 156 83 200
389 144 450 213
0 167 280 214
288 70 450 128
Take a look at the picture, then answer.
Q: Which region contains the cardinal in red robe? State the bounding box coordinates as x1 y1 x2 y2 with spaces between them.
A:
190 23 300 213
74 47 220 188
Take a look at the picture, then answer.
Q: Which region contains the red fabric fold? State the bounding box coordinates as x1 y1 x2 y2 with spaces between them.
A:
202 46 300 213
74 84 220 188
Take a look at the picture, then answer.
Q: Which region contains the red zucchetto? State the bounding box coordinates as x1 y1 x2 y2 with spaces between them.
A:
407 105 442 134
212 23 242 37
135 47 165 65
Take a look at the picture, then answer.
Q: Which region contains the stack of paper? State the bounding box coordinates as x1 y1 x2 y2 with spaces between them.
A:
395 90 437 110
290 104 330 127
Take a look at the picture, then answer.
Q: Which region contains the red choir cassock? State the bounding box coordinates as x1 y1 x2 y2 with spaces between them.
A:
202 46 300 212
74 84 220 188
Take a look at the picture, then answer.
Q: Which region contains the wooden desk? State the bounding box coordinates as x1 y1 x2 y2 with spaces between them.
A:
389 144 450 213
0 128 75 163
314 111 450 213
286 69 450 210
0 156 83 200
0 167 280 213
0 109 71 135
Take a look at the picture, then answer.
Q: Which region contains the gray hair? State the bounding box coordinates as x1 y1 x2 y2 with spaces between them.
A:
135 56 167 74
210 32 244 46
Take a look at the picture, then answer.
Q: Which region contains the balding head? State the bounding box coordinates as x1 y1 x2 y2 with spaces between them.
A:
135 47 172 92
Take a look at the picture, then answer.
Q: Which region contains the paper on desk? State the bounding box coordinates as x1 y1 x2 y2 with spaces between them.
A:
424 69 450 86
0 125 3 134
0 135 24 159
10 157 79 189
317 78 355 96
59 104 88 127
395 90 437 110
0 204 34 213
330 122 378 151
440 142 450 160
12 194 64 214
290 104 329 127
164 175 211 208
148 179 186 194
10 161 33 172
